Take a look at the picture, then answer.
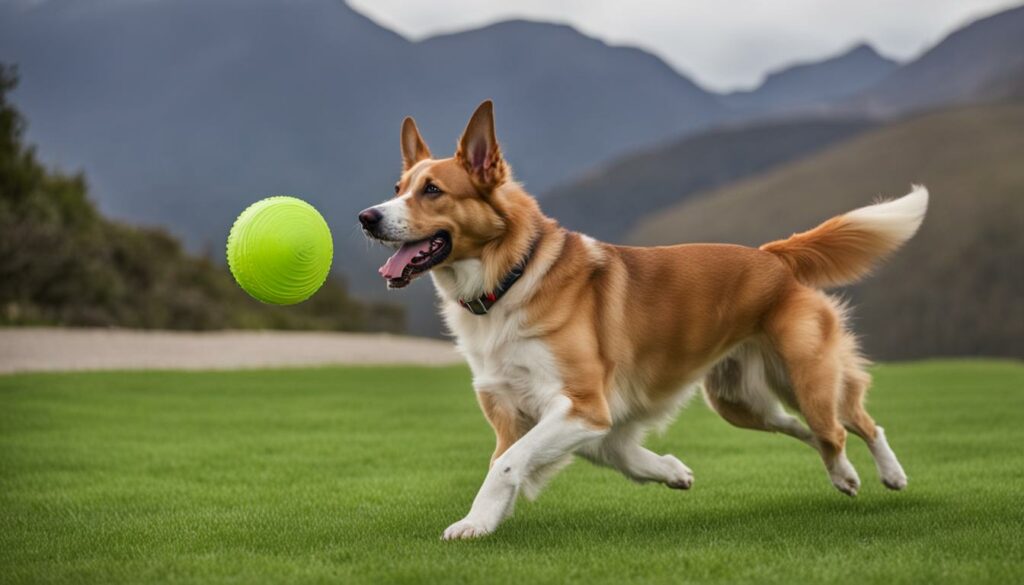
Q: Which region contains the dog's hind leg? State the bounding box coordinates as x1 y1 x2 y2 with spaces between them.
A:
765 289 861 496
704 344 815 448
579 422 694 489
704 389 815 447
838 350 908 490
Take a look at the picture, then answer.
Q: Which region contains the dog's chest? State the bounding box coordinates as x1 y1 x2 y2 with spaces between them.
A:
447 305 563 416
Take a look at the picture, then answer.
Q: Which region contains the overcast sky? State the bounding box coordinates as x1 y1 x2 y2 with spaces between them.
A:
348 0 1021 92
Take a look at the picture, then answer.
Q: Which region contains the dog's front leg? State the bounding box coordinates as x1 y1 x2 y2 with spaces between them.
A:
442 395 608 540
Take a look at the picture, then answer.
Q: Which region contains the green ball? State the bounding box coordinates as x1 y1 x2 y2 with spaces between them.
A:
226 196 333 305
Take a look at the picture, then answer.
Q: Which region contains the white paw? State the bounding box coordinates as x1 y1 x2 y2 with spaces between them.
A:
442 518 493 541
872 428 908 491
661 454 695 490
881 465 908 491
829 457 861 496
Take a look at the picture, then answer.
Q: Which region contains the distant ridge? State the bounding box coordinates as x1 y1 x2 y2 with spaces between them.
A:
843 4 1024 115
2 0 1023 338
724 43 899 116
541 117 875 242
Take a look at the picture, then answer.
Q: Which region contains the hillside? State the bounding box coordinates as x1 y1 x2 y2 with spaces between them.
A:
627 103 1024 359
3 1 1023 338
541 118 874 242
0 0 726 251
0 0 737 337
0 66 402 333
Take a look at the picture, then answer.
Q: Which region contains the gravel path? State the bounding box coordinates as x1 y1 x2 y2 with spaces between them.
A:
0 328 463 373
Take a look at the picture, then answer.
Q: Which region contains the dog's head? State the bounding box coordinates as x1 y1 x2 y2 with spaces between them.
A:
360 100 514 289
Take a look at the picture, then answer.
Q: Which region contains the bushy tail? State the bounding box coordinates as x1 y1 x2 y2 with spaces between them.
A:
760 185 928 288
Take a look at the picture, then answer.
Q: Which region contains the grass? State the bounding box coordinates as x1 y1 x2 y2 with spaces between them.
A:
1 360 1022 584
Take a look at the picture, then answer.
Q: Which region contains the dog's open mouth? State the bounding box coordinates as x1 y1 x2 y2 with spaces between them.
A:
378 231 452 289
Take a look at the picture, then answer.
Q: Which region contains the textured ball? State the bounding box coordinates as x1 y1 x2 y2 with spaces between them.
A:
227 196 333 305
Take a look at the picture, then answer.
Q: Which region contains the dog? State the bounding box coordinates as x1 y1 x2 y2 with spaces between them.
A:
359 101 926 540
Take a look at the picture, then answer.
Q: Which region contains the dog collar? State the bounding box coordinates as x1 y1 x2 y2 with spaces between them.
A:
458 236 539 316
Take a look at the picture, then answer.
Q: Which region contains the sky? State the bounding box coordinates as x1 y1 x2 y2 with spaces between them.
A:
348 0 1022 92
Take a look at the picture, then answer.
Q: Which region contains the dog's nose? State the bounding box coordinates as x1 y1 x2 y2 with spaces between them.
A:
358 207 382 230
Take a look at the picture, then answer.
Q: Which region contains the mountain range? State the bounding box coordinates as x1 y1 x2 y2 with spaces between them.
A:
0 0 732 330
539 3 1024 247
842 4 1024 115
1 0 1022 340
0 0 725 244
722 43 898 116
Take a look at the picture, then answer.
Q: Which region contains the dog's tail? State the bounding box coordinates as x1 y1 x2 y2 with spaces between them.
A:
760 185 928 289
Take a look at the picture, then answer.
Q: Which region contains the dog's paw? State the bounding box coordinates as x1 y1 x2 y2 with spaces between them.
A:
442 518 493 541
829 457 861 497
881 467 908 491
661 454 694 490
873 427 907 491
833 475 860 496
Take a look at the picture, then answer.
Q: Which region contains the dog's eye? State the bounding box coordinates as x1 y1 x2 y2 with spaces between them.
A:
394 183 400 194
423 182 443 196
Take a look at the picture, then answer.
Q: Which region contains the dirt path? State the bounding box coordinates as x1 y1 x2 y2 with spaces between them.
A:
0 328 463 374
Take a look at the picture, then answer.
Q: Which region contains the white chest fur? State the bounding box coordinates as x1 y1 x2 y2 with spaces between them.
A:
433 260 564 420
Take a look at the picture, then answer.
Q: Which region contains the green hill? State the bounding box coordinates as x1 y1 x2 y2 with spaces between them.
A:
628 103 1024 359
0 65 402 332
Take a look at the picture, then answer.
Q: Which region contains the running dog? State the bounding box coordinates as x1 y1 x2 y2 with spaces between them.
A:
359 101 925 540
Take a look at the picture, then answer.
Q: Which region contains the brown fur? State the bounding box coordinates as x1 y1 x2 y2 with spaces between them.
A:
477 391 531 466
761 215 905 288
381 101 921 503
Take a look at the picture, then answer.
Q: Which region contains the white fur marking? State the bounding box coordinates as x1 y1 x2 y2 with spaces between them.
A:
433 259 487 302
869 426 908 490
442 396 607 540
828 451 861 496
373 192 414 240
579 234 605 264
844 185 929 244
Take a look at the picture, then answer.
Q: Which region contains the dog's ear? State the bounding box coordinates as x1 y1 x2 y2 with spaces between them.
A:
401 117 431 171
457 100 508 190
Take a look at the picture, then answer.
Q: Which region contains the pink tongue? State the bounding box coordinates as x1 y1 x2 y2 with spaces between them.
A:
379 239 433 279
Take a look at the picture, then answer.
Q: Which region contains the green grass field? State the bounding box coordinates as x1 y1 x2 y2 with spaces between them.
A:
1 361 1022 584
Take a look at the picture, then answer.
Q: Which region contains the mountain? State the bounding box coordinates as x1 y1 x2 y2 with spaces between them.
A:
539 2 1024 244
845 4 1024 115
541 117 875 243
627 103 1024 360
724 43 899 115
720 4 1024 119
0 0 731 335
409 21 725 188
3 0 1023 338
0 0 410 249
0 0 726 242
